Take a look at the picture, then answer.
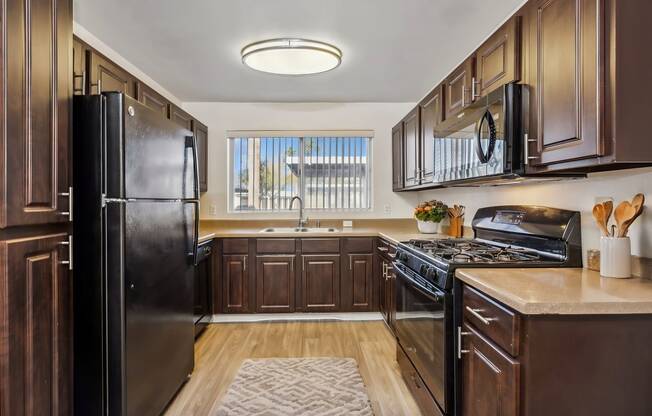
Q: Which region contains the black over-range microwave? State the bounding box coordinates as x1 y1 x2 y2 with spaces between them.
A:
430 83 580 186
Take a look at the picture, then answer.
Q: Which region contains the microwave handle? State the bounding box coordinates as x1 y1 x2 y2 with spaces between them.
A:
474 110 497 164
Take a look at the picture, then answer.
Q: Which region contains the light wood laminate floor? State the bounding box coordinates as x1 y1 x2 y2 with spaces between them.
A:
164 321 422 416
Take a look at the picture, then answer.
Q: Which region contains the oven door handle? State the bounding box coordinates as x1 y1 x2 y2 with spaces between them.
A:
392 262 443 302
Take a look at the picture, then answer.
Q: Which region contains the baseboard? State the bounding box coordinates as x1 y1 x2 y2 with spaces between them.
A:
210 312 383 323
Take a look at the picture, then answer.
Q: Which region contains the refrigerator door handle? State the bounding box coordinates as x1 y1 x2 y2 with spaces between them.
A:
187 135 200 200
190 200 200 265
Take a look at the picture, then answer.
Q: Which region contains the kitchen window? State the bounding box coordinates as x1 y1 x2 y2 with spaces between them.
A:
228 132 372 212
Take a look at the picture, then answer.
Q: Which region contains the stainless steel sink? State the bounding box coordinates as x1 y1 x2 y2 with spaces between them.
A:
260 227 339 233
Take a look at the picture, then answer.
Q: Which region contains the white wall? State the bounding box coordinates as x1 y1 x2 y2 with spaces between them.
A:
182 102 419 219
417 167 652 259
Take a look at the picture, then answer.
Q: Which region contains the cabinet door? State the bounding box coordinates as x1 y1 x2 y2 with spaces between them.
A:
87 49 136 97
419 86 443 183
1 0 72 228
343 254 373 311
475 17 521 98
223 255 249 313
403 108 420 187
168 104 194 131
445 57 474 119
301 255 340 312
135 81 169 117
0 233 72 416
194 121 209 193
391 123 404 191
255 255 295 313
461 323 519 416
527 0 601 166
73 37 87 95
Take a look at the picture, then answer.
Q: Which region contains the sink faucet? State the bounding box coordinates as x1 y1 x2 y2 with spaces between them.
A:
289 196 308 228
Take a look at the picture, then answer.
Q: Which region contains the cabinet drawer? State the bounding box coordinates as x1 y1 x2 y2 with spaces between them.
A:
376 238 397 260
222 238 249 254
397 345 444 416
463 285 520 356
256 238 296 254
342 237 374 253
300 238 340 254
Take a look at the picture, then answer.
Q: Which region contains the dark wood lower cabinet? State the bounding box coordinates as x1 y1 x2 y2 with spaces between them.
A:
301 255 340 312
0 232 72 416
343 254 373 311
222 254 250 313
255 255 295 313
461 323 519 416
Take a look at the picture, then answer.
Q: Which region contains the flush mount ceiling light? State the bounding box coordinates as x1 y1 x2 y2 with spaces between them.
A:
241 38 342 75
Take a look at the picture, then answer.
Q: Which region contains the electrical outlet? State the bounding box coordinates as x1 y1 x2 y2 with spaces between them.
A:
342 220 353 228
384 204 392 215
209 205 217 216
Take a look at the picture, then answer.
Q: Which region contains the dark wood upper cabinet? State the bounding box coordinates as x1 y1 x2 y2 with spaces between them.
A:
419 85 444 183
73 37 87 95
222 255 250 313
444 57 474 119
1 0 72 228
402 108 421 187
391 122 404 191
87 48 136 97
194 121 209 193
301 254 340 312
255 255 296 313
461 323 519 416
168 103 194 131
0 232 73 416
475 16 521 98
342 254 373 312
135 81 170 117
526 0 601 167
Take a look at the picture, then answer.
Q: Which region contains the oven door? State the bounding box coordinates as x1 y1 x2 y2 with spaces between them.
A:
394 263 452 414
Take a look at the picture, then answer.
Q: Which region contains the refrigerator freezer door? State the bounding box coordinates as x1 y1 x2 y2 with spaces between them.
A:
104 93 197 200
109 201 195 416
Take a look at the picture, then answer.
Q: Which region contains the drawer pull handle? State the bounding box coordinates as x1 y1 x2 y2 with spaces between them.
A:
378 247 388 252
465 306 497 325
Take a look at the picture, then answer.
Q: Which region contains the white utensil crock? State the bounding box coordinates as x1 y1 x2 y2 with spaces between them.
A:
417 220 440 234
600 236 631 278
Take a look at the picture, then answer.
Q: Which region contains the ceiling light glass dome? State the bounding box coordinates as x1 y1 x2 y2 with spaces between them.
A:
241 38 342 75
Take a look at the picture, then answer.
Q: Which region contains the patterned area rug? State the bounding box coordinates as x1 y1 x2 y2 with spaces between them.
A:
215 357 374 415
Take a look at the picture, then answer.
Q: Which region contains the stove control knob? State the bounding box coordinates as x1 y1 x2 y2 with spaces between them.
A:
419 264 428 275
397 251 408 262
426 267 437 280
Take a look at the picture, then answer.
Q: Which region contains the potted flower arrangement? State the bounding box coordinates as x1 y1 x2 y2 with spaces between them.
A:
414 200 448 234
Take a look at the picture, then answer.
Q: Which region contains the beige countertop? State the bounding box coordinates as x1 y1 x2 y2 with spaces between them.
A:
198 219 463 244
456 267 652 315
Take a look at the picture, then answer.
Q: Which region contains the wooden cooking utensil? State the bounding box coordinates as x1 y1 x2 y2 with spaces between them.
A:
614 200 637 238
619 193 645 237
592 204 610 236
602 200 613 228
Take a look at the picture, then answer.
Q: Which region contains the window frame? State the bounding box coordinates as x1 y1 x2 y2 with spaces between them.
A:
226 132 374 214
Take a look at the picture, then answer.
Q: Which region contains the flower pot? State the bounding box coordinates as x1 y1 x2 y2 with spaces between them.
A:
600 236 631 278
417 220 440 234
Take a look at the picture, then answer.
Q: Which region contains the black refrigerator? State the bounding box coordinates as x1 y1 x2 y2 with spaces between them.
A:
73 92 199 416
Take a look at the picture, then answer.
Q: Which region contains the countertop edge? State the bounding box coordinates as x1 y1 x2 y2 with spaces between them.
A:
455 269 652 315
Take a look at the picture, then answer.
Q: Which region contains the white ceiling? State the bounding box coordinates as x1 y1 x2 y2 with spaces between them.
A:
73 0 524 102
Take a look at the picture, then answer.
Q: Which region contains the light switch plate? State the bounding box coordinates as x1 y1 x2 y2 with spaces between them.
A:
342 220 353 228
209 205 217 216
384 204 392 215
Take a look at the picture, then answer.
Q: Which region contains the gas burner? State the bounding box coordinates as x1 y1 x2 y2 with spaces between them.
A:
404 238 544 265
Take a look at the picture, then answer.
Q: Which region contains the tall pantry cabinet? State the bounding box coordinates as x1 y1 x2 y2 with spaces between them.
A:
0 0 74 414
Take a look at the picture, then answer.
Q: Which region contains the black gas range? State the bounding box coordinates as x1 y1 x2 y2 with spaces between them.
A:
393 206 582 416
